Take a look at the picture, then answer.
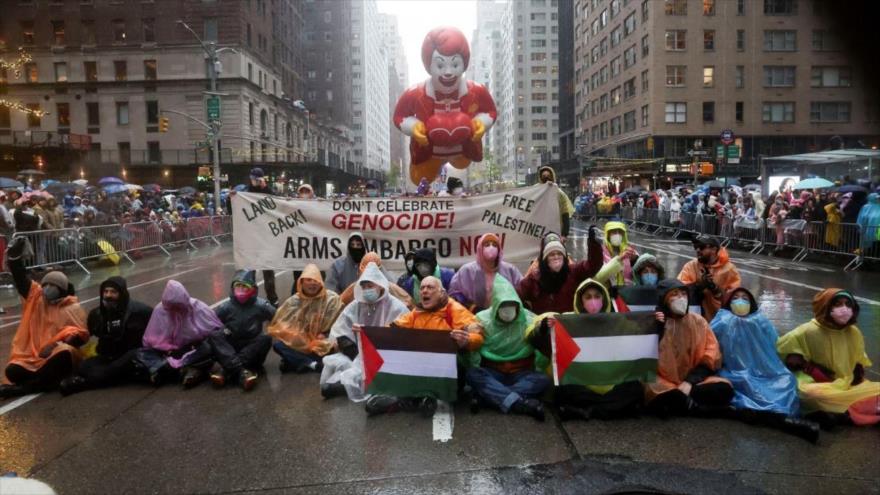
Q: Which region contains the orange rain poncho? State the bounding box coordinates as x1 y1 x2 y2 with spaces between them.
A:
8 281 88 373
393 295 484 351
777 288 880 422
267 264 343 357
677 247 741 321
338 252 413 308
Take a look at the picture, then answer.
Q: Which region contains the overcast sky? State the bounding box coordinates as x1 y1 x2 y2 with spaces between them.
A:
377 0 478 86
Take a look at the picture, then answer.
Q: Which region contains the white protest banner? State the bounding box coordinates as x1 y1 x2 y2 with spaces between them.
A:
232 184 562 270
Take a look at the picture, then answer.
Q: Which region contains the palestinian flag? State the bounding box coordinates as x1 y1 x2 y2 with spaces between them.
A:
552 312 659 386
359 326 459 402
617 286 701 314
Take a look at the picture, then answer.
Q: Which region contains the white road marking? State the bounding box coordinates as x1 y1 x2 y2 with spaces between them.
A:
573 227 880 307
432 400 454 442
0 393 40 415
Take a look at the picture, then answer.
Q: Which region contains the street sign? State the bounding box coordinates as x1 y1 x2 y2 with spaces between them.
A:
693 139 703 149
687 150 708 157
720 129 734 145
206 96 221 122
716 145 740 158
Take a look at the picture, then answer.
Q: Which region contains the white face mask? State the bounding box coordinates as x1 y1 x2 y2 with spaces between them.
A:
609 233 623 247
497 306 518 323
669 297 688 316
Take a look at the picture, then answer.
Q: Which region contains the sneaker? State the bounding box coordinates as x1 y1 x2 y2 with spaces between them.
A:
59 376 88 396
512 398 545 422
320 382 346 399
239 370 258 392
181 368 205 389
210 369 226 388
365 395 401 416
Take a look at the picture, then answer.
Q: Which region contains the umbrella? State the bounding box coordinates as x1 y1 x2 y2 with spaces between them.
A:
72 179 89 186
233 184 248 192
43 182 83 196
142 184 162 193
98 176 125 185
743 184 762 192
103 183 128 194
836 185 868 194
125 184 144 191
703 180 725 189
723 178 741 187
17 169 46 176
179 186 197 195
624 186 645 194
793 177 835 190
0 178 24 188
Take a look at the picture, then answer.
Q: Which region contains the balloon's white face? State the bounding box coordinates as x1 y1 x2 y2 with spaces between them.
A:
429 50 465 91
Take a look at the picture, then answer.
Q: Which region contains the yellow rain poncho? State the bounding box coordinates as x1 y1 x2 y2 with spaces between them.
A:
267 264 343 357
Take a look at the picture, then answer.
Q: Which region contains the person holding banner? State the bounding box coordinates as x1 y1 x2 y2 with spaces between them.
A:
538 166 574 240
322 263 410 401
268 264 343 374
631 254 665 287
449 233 523 313
647 280 733 417
338 252 413 308
598 221 639 287
244 167 280 306
677 235 741 322
364 276 482 416
325 232 369 294
466 277 549 421
517 235 603 315
776 288 880 427
399 248 456 305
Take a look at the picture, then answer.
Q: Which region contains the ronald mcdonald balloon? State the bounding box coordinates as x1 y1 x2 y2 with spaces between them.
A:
393 26 498 185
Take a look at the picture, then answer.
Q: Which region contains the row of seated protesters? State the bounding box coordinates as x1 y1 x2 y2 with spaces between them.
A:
0 228 877 444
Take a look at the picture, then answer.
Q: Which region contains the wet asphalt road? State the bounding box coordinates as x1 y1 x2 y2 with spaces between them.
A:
0 229 878 495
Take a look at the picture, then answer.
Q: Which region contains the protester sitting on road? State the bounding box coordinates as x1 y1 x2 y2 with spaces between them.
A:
321 263 409 400
598 221 639 287
325 232 369 294
631 254 665 287
517 229 603 314
399 248 455 305
0 238 88 399
647 280 733 417
677 235 741 322
363 276 483 417
59 276 153 395
530 279 642 421
709 288 819 443
465 277 548 420
449 233 524 313
338 252 412 308
269 264 343 373
538 166 574 241
777 288 880 428
136 280 223 387
183 270 276 392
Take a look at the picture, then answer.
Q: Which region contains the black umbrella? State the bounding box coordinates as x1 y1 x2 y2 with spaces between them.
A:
0 178 24 188
703 180 725 189
44 182 83 196
142 184 162 193
178 186 197 195
836 185 868 194
723 178 741 187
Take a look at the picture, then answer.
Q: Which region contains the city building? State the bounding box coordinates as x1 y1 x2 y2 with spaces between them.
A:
571 0 880 186
0 0 373 194
378 13 408 182
350 0 390 173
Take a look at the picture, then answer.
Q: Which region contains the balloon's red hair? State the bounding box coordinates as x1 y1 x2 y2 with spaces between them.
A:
421 27 470 71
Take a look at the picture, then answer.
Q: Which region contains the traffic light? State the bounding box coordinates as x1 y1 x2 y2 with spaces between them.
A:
159 117 170 133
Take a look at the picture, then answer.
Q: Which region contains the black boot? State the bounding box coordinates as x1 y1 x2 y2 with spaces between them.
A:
59 376 89 396
0 383 34 399
365 395 401 416
558 404 592 421
512 398 545 422
781 417 821 444
320 382 346 399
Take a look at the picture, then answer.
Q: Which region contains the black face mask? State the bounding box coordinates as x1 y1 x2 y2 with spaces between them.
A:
415 263 434 278
349 245 366 263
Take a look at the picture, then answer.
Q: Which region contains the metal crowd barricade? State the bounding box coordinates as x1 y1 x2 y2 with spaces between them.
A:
185 216 220 249
77 224 136 268
124 221 171 258
732 218 765 253
673 211 699 238
211 215 233 239
796 221 863 269
13 228 89 274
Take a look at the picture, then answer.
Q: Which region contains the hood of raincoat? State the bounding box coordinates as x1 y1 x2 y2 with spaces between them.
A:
359 251 382 274
412 248 439 279
538 165 557 183
142 280 222 354
100 276 130 316
475 232 503 273
347 231 366 262
657 278 688 315
722 287 759 315
475 276 536 363
632 253 665 285
573 278 613 314
603 220 630 254
296 264 326 299
812 288 859 328
229 270 258 304
354 262 389 304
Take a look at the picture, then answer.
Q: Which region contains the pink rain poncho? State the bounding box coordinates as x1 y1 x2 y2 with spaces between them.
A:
142 280 222 368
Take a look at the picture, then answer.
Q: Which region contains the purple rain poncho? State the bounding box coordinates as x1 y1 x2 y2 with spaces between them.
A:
142 280 222 368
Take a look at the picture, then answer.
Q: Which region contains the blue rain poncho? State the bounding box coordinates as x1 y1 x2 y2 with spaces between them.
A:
710 289 799 416
856 193 880 252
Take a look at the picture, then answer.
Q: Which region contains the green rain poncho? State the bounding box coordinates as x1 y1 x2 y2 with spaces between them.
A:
471 276 537 367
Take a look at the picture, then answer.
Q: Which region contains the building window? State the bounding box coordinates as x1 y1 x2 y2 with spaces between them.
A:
611 26 622 47
737 0 746 14
21 21 35 45
624 45 637 68
531 25 547 35
82 20 96 45
641 104 649 126
56 103 70 129
665 30 686 51
810 102 851 122
204 18 218 42
610 57 621 78
531 39 546 48
735 101 744 122
641 69 649 92
665 102 687 123
702 101 715 123
664 0 687 15
610 87 621 106
27 104 41 127
113 19 126 42
666 65 686 87
736 65 745 88
611 0 621 17
25 63 38 83
143 18 155 43
641 35 649 56
763 66 796 87
811 66 851 87
144 60 157 80
624 13 636 36
703 0 715 15
51 20 65 45
84 61 97 82
736 30 745 51
812 30 841 51
323 10 332 23
762 102 795 123
703 66 714 87
54 62 68 83
764 0 797 15
764 30 797 51
116 102 129 125
704 30 715 50
624 78 636 100
86 102 100 132
147 142 161 164
610 117 621 136
146 100 159 127
114 61 127 81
